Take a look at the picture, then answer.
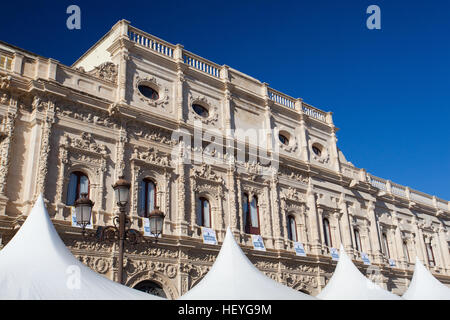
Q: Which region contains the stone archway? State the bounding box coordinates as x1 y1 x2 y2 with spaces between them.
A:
134 280 167 298
126 270 179 299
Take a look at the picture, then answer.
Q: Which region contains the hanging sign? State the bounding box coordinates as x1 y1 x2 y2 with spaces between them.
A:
202 227 218 245
71 206 93 229
251 235 266 251
294 242 307 256
330 247 339 261
361 252 371 265
388 259 396 267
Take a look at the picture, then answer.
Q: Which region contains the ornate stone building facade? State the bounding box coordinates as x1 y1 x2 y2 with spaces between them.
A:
0 20 448 298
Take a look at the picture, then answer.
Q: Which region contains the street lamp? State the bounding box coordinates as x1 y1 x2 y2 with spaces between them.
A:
148 206 165 239
112 176 131 207
74 193 94 233
75 176 165 285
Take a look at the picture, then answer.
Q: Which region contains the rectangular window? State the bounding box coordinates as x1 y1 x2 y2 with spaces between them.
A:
0 55 12 70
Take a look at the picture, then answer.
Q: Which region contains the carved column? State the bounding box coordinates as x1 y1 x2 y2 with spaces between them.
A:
174 44 186 123
35 99 55 199
115 125 127 180
190 174 196 231
236 175 244 235
0 94 18 214
175 142 189 236
227 161 239 232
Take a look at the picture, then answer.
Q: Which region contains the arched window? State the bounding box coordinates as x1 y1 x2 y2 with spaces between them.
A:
287 216 298 242
382 233 390 258
196 197 211 228
323 218 332 247
403 241 410 263
66 171 89 206
354 228 362 252
425 239 435 266
138 178 156 217
134 280 166 298
243 194 260 235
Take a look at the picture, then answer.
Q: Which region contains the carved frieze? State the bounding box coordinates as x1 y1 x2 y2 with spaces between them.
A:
88 62 118 83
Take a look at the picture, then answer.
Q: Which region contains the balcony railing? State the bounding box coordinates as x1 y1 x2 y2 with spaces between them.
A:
128 26 175 58
182 51 221 78
268 88 296 109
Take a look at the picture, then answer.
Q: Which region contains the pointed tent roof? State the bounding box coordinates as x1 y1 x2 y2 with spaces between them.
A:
317 245 401 300
402 257 450 300
0 195 163 300
179 228 316 300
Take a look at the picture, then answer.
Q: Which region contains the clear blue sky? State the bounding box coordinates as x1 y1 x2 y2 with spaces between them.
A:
1 0 449 200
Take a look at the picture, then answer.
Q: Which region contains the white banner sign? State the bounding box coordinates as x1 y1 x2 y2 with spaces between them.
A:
202 227 217 245
388 258 396 267
71 206 93 229
251 235 266 251
361 252 371 265
330 247 339 261
294 242 307 256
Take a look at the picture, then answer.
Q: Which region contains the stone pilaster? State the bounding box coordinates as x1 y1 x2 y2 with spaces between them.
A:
367 201 383 264
306 186 321 254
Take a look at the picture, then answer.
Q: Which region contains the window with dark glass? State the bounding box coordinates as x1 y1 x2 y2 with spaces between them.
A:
196 197 211 228
312 145 322 156
243 193 260 235
138 85 159 100
354 229 362 252
279 134 289 146
287 216 298 242
323 218 332 247
192 104 209 118
425 241 435 266
138 178 156 217
66 171 89 206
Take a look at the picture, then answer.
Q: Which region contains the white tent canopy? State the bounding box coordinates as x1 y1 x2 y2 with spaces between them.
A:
179 228 316 300
0 195 163 300
317 245 401 300
402 257 450 300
